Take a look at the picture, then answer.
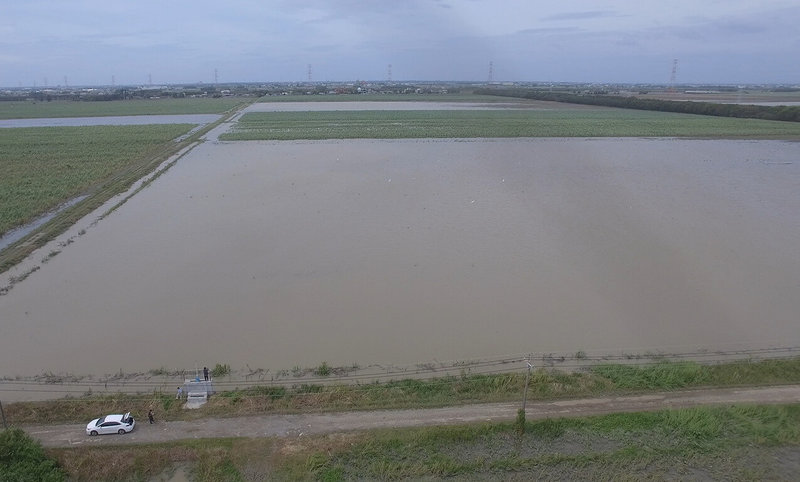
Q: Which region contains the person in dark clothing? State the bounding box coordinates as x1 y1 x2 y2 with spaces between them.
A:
148 409 154 424
203 366 209 381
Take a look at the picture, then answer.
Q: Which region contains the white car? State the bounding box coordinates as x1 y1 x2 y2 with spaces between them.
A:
86 412 135 436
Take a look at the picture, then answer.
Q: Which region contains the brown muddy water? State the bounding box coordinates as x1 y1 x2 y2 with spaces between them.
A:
1 137 799 385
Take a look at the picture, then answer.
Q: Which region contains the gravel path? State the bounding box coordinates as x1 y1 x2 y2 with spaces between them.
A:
23 384 800 448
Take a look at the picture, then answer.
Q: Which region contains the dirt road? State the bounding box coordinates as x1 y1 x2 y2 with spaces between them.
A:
24 385 800 448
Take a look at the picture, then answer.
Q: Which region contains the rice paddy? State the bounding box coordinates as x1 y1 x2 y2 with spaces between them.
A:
0 124 194 237
0 97 248 119
221 108 800 140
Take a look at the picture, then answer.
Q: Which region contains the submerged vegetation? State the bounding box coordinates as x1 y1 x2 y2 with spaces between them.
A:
0 124 193 237
0 99 250 274
221 108 800 141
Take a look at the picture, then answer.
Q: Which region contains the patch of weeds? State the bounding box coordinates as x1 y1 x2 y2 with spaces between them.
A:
296 384 323 394
161 397 175 411
247 385 287 401
314 362 332 377
591 361 709 390
211 363 231 378
515 408 526 436
529 418 570 439
149 366 169 376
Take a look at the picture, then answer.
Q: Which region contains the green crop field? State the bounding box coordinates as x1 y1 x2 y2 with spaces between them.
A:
0 97 247 119
257 93 513 103
221 108 800 140
0 124 193 236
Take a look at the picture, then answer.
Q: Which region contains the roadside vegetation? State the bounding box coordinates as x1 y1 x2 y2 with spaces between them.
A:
0 428 66 481
221 108 800 141
6 357 800 426
0 97 247 119
34 403 800 480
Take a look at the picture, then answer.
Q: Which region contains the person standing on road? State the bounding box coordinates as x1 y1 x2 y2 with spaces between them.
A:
176 386 183 399
148 409 155 424
204 366 209 381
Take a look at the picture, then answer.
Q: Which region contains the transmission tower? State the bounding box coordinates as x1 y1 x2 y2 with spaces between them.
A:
63 76 68 87
214 68 218 85
387 64 392 82
488 61 494 83
307 64 312 82
668 59 678 92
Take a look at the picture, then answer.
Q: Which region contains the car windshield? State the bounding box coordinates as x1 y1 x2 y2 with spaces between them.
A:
96 416 105 425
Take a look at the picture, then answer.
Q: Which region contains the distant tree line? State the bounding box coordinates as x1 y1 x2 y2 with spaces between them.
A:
476 88 800 123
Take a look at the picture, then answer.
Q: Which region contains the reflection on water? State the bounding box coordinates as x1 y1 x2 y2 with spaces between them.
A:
0 138 798 378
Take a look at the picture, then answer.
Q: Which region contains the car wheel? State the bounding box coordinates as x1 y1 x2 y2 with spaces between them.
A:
118 429 126 434
90 430 98 436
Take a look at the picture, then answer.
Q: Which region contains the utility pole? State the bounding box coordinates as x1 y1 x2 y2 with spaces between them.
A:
668 59 678 92
521 354 533 412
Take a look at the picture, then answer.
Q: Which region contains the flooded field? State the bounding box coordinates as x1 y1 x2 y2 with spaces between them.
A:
1 136 798 381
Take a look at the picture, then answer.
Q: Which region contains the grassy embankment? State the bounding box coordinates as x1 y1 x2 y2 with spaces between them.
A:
0 98 249 274
9 357 799 480
7 357 800 425
41 403 800 480
221 108 800 141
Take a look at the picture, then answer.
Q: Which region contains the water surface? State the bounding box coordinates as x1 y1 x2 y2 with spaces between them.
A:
1 138 798 377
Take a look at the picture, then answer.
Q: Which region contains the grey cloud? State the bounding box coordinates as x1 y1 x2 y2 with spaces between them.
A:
542 10 620 21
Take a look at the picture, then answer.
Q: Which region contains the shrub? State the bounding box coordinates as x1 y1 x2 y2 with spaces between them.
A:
0 428 66 481
211 363 231 378
314 362 331 377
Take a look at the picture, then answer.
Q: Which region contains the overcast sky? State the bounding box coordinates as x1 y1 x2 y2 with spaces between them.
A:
2 0 798 87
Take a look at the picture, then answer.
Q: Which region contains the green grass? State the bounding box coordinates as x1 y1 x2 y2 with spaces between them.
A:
0 97 248 119
44 404 800 480
257 93 515 103
221 108 800 140
0 429 66 481
276 404 800 480
8 358 800 426
0 124 193 237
